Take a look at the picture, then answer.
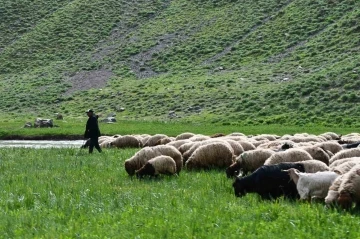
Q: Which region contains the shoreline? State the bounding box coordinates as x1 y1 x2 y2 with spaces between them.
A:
1 135 84 140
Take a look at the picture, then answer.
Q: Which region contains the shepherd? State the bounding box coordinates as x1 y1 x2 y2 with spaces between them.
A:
84 109 102 153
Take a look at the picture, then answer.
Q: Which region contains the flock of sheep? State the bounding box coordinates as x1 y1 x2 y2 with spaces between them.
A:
94 131 360 210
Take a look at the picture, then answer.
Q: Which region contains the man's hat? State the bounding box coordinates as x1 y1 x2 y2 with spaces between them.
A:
86 109 94 113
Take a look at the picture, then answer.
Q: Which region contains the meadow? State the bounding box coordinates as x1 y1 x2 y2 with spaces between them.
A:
1 121 360 238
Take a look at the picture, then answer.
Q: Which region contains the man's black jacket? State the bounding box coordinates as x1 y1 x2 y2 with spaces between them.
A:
84 116 101 138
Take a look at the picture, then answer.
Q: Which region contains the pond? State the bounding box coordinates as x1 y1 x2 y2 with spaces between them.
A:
0 140 85 148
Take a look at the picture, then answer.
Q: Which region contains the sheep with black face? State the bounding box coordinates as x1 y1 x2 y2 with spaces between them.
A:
135 155 177 178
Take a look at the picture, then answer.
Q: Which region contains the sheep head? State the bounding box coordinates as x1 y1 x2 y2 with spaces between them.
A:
124 160 136 176
337 191 353 210
136 163 156 178
232 177 247 197
282 168 300 185
226 162 240 178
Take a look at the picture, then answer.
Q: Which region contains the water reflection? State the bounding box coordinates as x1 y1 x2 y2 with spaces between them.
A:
0 140 85 148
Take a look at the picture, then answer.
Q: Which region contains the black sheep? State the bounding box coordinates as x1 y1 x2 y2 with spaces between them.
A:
232 162 306 200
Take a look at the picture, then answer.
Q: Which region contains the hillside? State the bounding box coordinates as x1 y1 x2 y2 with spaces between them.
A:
0 0 360 126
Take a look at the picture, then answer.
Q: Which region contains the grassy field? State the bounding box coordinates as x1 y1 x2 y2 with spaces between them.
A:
0 147 359 238
1 118 360 139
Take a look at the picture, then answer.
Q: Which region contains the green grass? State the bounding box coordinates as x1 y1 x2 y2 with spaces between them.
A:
1 119 359 139
0 147 359 238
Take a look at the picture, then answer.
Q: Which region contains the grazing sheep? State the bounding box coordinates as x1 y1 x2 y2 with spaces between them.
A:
188 135 211 142
232 162 306 200
99 139 114 148
330 157 360 169
135 155 177 178
185 142 235 170
227 132 246 137
175 132 195 140
156 136 174 145
337 164 360 209
166 139 192 150
110 135 142 148
264 148 314 165
251 134 278 141
299 160 330 173
143 134 169 147
325 175 344 206
235 140 256 151
284 168 339 201
182 139 240 163
297 146 330 165
226 149 275 178
256 140 294 151
329 148 360 165
314 141 343 154
124 145 183 176
320 132 341 140
250 139 270 148
331 160 360 175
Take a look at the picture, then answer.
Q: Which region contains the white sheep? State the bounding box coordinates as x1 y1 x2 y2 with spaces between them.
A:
226 149 275 178
135 155 177 178
185 142 235 170
284 168 339 201
319 132 341 140
264 148 314 165
337 164 360 209
124 145 183 176
256 140 294 151
330 157 360 169
111 135 143 148
166 139 192 150
297 146 330 165
314 141 343 154
329 148 360 165
143 134 169 147
331 160 360 175
298 160 330 173
175 132 195 140
324 175 344 206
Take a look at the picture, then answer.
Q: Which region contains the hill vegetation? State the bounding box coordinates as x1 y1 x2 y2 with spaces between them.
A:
1 0 360 127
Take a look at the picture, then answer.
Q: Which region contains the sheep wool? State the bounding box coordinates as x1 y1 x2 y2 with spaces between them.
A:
285 168 339 201
124 145 183 176
314 141 343 154
329 157 360 169
298 160 330 173
175 132 195 140
331 160 360 175
337 164 360 209
143 134 169 147
111 135 142 148
325 175 344 206
329 148 360 165
166 139 192 150
185 142 235 170
264 148 313 165
297 146 330 165
135 155 177 178
226 149 275 178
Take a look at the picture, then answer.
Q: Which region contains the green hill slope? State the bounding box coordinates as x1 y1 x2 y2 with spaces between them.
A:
0 0 359 126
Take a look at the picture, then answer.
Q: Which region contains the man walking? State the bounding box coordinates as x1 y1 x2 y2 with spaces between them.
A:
84 109 102 153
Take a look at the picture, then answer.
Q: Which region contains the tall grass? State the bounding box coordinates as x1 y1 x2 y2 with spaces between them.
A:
0 147 359 238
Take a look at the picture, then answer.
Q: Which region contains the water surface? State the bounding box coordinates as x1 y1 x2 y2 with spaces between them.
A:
0 140 85 148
